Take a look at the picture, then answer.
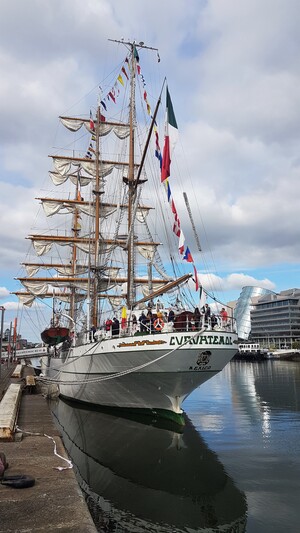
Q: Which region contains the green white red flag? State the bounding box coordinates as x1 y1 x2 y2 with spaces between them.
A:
161 87 178 182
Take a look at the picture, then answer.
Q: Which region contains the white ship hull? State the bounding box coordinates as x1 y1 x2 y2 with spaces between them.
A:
41 329 238 417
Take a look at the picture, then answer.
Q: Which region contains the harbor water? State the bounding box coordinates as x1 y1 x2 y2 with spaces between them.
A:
51 360 300 532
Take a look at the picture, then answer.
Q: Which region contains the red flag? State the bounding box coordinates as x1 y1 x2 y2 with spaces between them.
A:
89 110 95 131
122 66 129 80
108 91 116 103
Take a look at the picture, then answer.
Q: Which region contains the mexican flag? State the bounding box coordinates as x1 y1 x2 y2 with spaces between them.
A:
161 87 178 182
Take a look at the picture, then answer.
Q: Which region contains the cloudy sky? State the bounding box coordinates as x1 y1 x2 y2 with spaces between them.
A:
1 0 299 340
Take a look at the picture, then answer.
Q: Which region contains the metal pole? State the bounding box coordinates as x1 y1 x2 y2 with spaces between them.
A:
7 321 12 366
0 306 5 379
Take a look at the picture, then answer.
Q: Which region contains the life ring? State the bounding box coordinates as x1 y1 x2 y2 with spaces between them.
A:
154 318 164 331
1 474 35 489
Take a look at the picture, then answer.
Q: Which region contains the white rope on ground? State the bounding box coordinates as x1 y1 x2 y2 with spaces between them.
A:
16 425 73 471
38 328 206 386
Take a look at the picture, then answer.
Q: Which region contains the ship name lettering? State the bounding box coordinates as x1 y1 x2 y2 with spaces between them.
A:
170 335 232 346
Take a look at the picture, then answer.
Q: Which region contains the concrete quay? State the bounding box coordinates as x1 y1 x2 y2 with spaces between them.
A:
0 363 97 532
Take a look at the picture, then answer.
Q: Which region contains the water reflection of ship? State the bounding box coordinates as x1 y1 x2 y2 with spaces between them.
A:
51 399 247 532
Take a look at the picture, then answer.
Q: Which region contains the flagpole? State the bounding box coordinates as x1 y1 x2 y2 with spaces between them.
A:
0 306 5 379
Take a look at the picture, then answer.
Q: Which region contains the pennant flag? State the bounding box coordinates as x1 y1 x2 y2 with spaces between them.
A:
173 213 181 237
100 113 106 122
193 265 199 291
183 246 193 263
100 100 107 110
121 66 129 80
170 198 177 215
161 87 178 182
113 84 120 97
89 110 95 131
154 130 162 168
178 230 185 255
117 74 124 86
108 91 116 103
167 180 172 202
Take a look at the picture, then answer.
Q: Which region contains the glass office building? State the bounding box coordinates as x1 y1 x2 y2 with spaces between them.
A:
250 288 300 349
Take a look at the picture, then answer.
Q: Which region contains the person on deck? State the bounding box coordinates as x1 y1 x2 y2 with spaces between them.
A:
220 307 228 327
112 317 120 336
194 307 201 328
90 325 96 341
211 313 218 329
168 309 175 323
147 310 154 333
201 304 211 326
131 314 138 333
105 318 113 336
139 312 147 332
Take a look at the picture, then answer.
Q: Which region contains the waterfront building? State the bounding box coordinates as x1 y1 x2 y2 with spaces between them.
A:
250 288 300 349
234 286 275 340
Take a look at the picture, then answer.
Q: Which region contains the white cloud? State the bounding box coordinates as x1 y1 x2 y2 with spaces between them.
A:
2 300 46 311
198 272 275 294
0 287 10 299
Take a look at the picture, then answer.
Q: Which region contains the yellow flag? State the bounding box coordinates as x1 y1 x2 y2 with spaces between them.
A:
118 74 124 86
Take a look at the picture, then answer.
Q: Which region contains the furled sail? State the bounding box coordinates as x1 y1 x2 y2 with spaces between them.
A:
40 199 116 218
60 117 130 139
49 171 93 187
20 277 115 295
52 156 136 178
23 263 89 277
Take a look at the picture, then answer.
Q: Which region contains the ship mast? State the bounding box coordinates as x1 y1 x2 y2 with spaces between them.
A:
108 39 159 310
69 171 81 326
91 106 102 328
126 44 136 308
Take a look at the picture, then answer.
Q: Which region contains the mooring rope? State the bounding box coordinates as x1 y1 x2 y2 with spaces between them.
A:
16 425 73 471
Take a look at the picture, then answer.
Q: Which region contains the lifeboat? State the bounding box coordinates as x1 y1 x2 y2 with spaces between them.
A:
41 326 70 346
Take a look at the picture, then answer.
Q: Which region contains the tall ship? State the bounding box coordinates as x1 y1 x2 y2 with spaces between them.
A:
15 39 238 422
